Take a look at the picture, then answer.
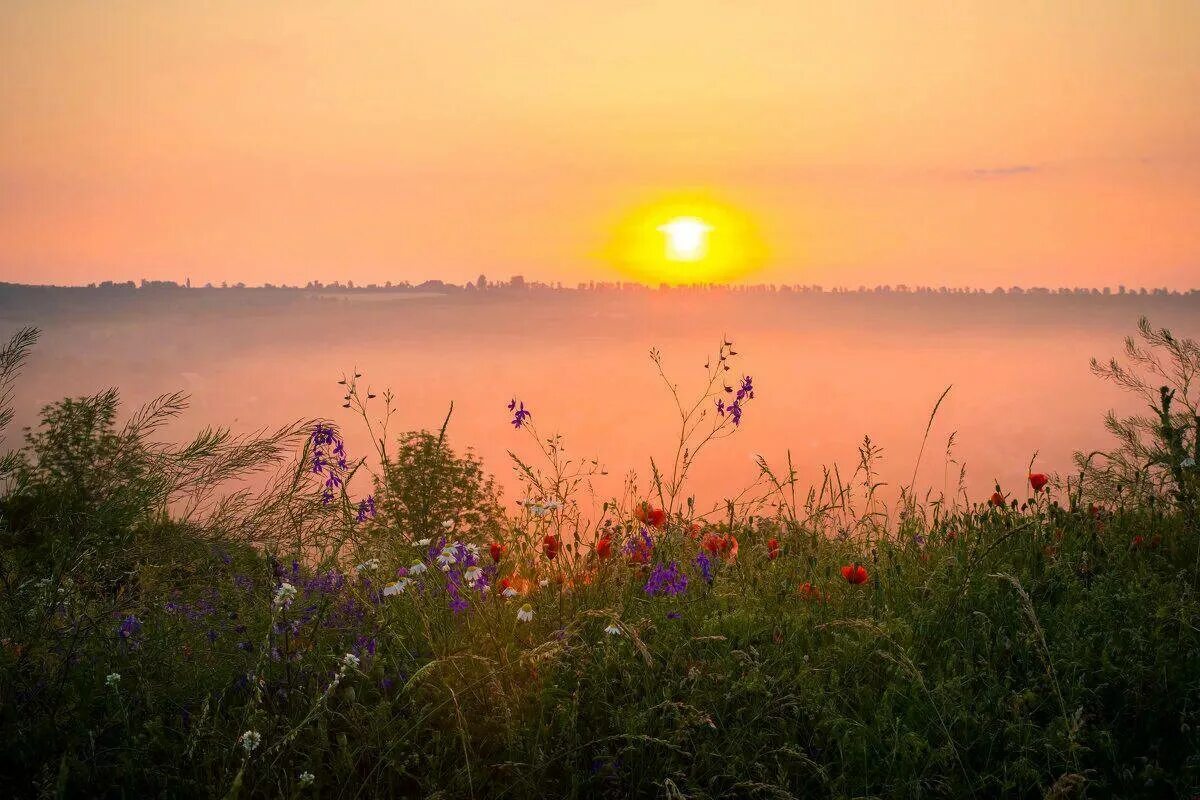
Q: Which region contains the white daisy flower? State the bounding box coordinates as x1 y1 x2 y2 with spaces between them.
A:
501 587 518 598
355 558 380 574
298 771 315 786
441 519 455 530
273 582 297 610
382 578 411 597
414 538 431 547
516 603 534 623
105 672 121 688
604 623 622 636
239 730 262 754
341 653 360 669
463 566 483 585
436 546 457 567
408 562 428 575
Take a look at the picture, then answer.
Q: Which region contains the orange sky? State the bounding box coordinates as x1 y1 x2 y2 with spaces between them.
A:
2 1 1198 288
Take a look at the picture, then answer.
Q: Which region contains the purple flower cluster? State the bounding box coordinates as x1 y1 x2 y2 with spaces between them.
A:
356 495 377 523
311 424 347 504
507 399 531 429
716 375 755 426
644 562 688 597
695 552 714 583
622 527 654 563
117 614 143 647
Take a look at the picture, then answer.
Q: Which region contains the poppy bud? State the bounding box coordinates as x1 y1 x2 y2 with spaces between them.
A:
542 534 560 560
767 538 781 560
489 542 506 562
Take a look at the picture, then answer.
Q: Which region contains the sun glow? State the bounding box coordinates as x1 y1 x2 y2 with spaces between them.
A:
604 196 766 285
658 217 713 262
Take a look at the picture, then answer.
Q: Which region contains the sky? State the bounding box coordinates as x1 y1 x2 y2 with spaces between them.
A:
2 1 1199 288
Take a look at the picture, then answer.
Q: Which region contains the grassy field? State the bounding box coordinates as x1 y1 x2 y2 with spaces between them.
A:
1 320 1198 799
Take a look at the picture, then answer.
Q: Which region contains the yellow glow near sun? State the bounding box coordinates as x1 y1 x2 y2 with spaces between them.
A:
604 195 767 285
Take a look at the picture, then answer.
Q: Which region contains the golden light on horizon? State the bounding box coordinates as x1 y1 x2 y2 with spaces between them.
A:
604 195 767 285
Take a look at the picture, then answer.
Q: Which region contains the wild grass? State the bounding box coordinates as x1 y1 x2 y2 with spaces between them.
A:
1 319 1198 799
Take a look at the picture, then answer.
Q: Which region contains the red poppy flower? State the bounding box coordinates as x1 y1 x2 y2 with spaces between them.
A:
688 521 703 538
840 563 869 585
489 541 506 562
701 532 724 554
635 502 666 529
767 537 781 560
798 581 824 601
542 534 560 560
988 491 1006 508
1028 473 1049 492
595 535 613 560
722 534 739 563
1131 535 1145 549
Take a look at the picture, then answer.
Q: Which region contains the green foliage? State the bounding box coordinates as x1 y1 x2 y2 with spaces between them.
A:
1 320 1199 798
372 429 504 543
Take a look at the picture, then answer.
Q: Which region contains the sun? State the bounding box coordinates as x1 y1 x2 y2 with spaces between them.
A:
657 216 713 262
603 195 766 285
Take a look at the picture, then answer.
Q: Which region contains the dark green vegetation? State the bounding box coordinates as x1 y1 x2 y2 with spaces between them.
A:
1 320 1198 799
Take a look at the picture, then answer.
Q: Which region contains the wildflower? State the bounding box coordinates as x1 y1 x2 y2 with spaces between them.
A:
644 562 688 597
604 623 622 636
489 541 506 561
1028 473 1049 493
441 519 455 532
727 400 743 426
544 498 563 511
239 730 262 754
1131 535 1145 549
715 398 725 416
798 581 824 601
408 561 428 576
766 537 781 560
695 552 714 583
117 614 142 645
841 564 869 585
516 603 534 623
721 534 739 563
299 771 315 787
382 578 411 597
273 582 297 610
595 535 613 560
355 558 380 574
736 375 755 400
634 503 666 529
701 533 724 554
105 672 121 688
542 534 560 560
436 546 458 568
623 527 653 564
342 653 360 669
666 611 682 620
987 490 1006 508
355 495 377 523
509 400 532 429
464 566 483 586
414 538 431 547
1183 457 1196 469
